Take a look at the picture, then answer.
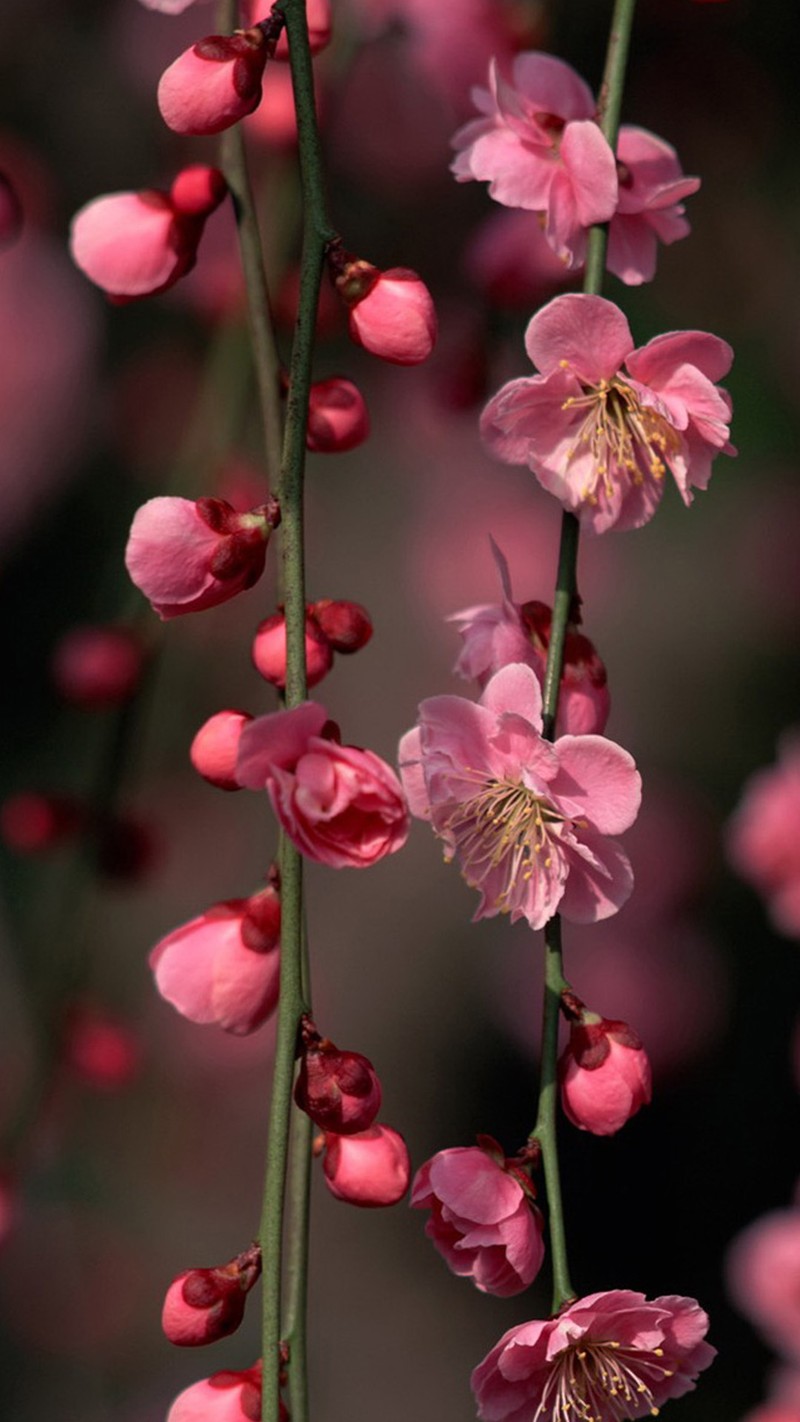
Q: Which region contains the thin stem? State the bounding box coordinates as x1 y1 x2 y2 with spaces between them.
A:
533 0 639 1317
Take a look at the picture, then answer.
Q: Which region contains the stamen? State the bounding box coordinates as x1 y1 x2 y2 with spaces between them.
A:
560 376 681 510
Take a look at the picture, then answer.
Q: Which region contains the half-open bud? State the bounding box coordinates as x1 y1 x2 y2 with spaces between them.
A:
295 1017 382 1134
191 710 253 790
321 1124 410 1206
329 247 437 365
558 1000 652 1136
158 29 270 136
162 1245 261 1346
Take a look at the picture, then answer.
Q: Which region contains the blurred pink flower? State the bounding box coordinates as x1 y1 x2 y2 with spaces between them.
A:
51 625 146 709
727 733 800 937
463 208 571 309
322 1123 411 1206
727 1209 800 1360
150 886 281 1035
481 293 735 534
399 663 640 930
411 1143 544 1296
559 1012 652 1136
237 703 410 868
63 1006 141 1090
452 54 618 265
472 1290 715 1421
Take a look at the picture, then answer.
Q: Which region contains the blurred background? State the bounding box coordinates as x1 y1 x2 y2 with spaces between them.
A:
1 0 799 1418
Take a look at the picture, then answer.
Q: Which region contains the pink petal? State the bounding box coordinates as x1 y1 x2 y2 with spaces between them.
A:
467 129 555 210
509 52 597 122
70 192 179 297
543 166 581 265
626 330 733 387
606 214 658 286
150 911 241 1024
559 120 619 227
479 663 543 729
559 832 633 922
125 497 218 604
525 294 634 382
428 1150 522 1224
550 735 641 833
397 727 431 819
236 703 329 788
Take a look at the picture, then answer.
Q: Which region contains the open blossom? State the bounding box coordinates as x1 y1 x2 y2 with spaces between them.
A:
726 733 800 938
236 702 409 868
472 1290 715 1422
481 293 735 535
150 885 281 1035
411 1143 544 1297
126 495 279 618
398 663 640 930
450 540 609 735
452 53 618 266
158 28 270 136
70 165 227 300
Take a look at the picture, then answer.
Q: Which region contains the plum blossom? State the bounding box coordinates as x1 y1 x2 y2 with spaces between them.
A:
450 540 609 735
607 127 700 286
236 703 409 868
51 625 145 708
398 663 640 931
452 54 618 266
558 1010 652 1135
329 249 437 364
481 293 735 534
411 1142 544 1297
472 1290 715 1422
726 733 800 938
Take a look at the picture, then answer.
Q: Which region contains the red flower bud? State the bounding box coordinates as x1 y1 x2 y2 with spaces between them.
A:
295 1019 382 1134
310 599 373 654
329 248 437 365
322 1124 410 1206
559 1010 651 1136
191 710 253 790
252 610 333 689
306 377 370 453
162 1246 261 1346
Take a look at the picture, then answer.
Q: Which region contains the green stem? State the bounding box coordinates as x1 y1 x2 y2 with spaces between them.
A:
533 0 639 1317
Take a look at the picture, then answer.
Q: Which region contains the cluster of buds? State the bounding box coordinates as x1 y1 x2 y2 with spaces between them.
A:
252 598 373 690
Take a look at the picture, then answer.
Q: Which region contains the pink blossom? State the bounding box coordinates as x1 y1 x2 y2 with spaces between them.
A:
190 710 253 791
162 1246 261 1347
726 733 800 938
63 1006 141 1090
727 1209 800 1360
398 663 640 930
558 1011 652 1135
607 126 700 286
294 1018 382 1135
236 703 410 868
481 293 735 534
472 1290 715 1422
463 208 571 310
167 1363 273 1422
306 376 370 452
252 610 334 690
70 166 227 300
452 54 618 266
149 885 281 1035
450 540 609 734
125 495 278 618
322 1124 411 1206
158 30 269 136
332 253 437 365
411 1143 544 1297
51 625 145 708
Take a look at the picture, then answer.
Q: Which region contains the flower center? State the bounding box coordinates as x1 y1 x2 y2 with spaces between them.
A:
534 1341 675 1422
444 776 566 909
560 378 681 506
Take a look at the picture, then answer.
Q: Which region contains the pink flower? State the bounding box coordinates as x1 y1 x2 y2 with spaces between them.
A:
190 710 253 791
63 1006 141 1091
450 540 609 735
162 1246 261 1347
125 495 279 618
70 166 227 300
294 1017 382 1135
607 127 700 286
411 1143 544 1297
398 663 640 930
167 1363 277 1422
149 885 281 1035
472 1290 715 1422
481 293 735 534
236 703 410 869
158 29 269 136
51 625 145 708
322 1124 411 1206
726 733 800 938
331 251 437 364
463 208 571 310
306 376 370 452
727 1209 800 1361
452 54 618 266
558 1010 652 1135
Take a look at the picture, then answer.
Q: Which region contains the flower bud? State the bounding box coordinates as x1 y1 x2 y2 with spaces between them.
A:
51 625 146 709
63 1006 140 1090
166 1361 286 1422
322 1124 410 1206
559 1009 652 1136
252 610 333 689
162 1245 261 1346
169 165 229 219
190 710 253 790
310 599 373 655
0 792 82 853
295 1019 382 1134
330 250 437 365
158 30 269 136
306 377 370 453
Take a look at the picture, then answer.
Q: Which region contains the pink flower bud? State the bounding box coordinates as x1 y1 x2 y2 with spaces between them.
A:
306 377 370 453
63 1006 140 1090
69 168 227 300
0 171 23 249
322 1124 410 1206
125 495 279 619
274 0 331 59
51 625 146 709
158 30 268 136
169 165 229 218
167 1362 281 1422
411 1143 545 1296
252 611 333 690
295 1018 382 1134
191 710 253 790
310 599 373 655
162 1245 261 1347
344 266 437 365
149 884 281 1035
559 1011 652 1136
0 792 82 853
